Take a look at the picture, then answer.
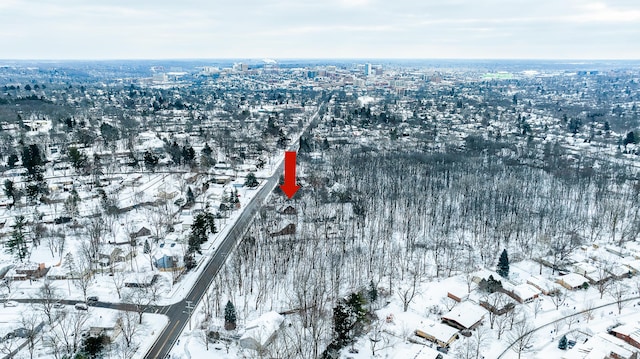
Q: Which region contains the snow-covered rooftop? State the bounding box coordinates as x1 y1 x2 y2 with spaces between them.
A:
441 301 486 329
239 311 284 350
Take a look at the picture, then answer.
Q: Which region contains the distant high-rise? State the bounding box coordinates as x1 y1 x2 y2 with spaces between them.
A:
365 63 372 76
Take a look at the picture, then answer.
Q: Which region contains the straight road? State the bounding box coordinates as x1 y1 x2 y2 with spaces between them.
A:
143 105 323 359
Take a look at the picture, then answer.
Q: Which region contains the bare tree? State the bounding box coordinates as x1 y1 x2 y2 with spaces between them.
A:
55 310 89 355
397 270 421 312
552 319 564 338
124 281 161 324
20 311 42 359
118 311 140 348
550 289 568 310
481 293 513 329
73 246 94 300
0 335 17 359
114 338 140 359
470 325 491 359
562 309 578 330
609 282 630 314
111 268 126 299
530 298 543 318
36 282 59 324
595 263 613 299
508 320 535 359
494 312 510 340
583 300 595 323
86 216 105 265
368 320 388 357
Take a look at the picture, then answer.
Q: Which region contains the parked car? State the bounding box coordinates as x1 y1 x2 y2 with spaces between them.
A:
53 302 64 309
3 300 18 307
87 296 99 304
75 303 88 311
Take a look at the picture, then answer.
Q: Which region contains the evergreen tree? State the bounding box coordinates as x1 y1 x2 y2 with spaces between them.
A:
68 147 87 172
187 210 217 254
558 335 568 350
186 187 195 205
182 145 196 165
332 292 369 348
624 131 637 146
244 172 259 188
202 143 213 156
368 280 378 303
143 150 159 172
497 249 509 278
3 180 17 207
224 300 237 330
7 154 18 168
100 123 120 143
6 215 28 261
143 239 151 255
332 300 352 347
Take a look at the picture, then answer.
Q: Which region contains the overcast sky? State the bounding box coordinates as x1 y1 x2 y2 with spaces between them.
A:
0 0 639 59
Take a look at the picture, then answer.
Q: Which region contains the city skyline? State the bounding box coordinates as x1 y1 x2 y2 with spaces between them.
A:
1 0 639 60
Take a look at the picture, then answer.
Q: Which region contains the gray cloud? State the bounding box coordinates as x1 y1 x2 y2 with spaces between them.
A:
0 0 638 59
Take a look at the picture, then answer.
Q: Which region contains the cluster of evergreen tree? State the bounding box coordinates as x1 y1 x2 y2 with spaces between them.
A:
187 209 217 257
323 287 377 358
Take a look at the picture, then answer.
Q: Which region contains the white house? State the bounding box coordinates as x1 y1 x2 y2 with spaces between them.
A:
239 311 284 351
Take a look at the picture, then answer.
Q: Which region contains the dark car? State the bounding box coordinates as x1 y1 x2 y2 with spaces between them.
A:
87 296 99 304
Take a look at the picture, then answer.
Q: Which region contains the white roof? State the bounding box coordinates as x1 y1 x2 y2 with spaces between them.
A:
624 259 640 272
557 273 589 287
526 275 555 292
442 302 486 329
239 311 284 349
611 323 640 342
512 283 541 300
418 320 459 344
563 332 638 359
573 262 597 275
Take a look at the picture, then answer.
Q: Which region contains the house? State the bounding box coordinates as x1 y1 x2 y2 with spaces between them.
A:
572 262 598 281
124 273 159 288
269 223 296 237
6 262 47 280
526 275 555 295
180 215 194 232
441 302 486 330
153 242 184 271
87 312 122 343
415 320 459 347
447 287 468 303
556 273 589 290
510 283 541 304
609 264 633 280
239 311 284 351
611 324 640 349
45 265 68 280
470 269 502 285
562 332 639 359
98 246 135 266
480 292 516 314
281 205 298 215
623 259 640 275
131 227 152 239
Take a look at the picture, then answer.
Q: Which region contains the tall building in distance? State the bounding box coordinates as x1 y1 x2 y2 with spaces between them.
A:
365 63 373 76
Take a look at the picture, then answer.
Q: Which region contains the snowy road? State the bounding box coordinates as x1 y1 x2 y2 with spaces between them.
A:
143 104 324 359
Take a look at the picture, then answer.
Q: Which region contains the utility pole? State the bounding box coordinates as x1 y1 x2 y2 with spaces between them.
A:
184 300 195 330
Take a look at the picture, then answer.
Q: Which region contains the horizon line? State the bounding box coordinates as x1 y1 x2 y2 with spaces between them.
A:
1 58 640 62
